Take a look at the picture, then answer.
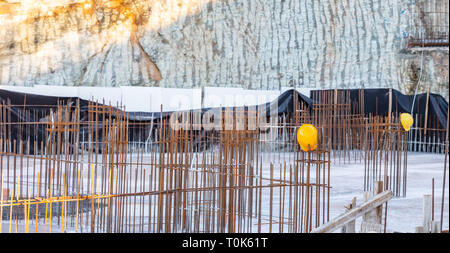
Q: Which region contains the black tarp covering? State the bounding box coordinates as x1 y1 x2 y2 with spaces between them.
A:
0 88 311 122
310 88 448 130
0 89 312 152
360 89 448 129
123 88 312 121
0 89 88 153
0 89 91 121
0 88 448 142
0 89 312 153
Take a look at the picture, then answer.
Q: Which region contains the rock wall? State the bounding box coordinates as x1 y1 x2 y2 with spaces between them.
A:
399 48 449 101
0 0 448 99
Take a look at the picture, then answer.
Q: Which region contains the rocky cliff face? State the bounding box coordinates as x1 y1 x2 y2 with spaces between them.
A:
398 48 448 100
0 0 448 100
0 0 161 86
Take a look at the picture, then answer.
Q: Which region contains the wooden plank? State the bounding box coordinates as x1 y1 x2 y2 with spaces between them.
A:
342 197 356 233
423 194 432 233
363 181 383 224
375 181 383 224
431 221 440 233
311 191 393 233
362 191 373 222
360 221 382 233
415 226 424 233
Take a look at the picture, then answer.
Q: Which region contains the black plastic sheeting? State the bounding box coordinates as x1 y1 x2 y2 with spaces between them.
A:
0 88 312 122
0 87 447 130
123 88 312 121
0 88 312 153
311 88 448 129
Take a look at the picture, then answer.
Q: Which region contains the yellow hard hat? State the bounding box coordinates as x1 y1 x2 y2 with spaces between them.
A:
400 113 414 132
296 124 318 152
